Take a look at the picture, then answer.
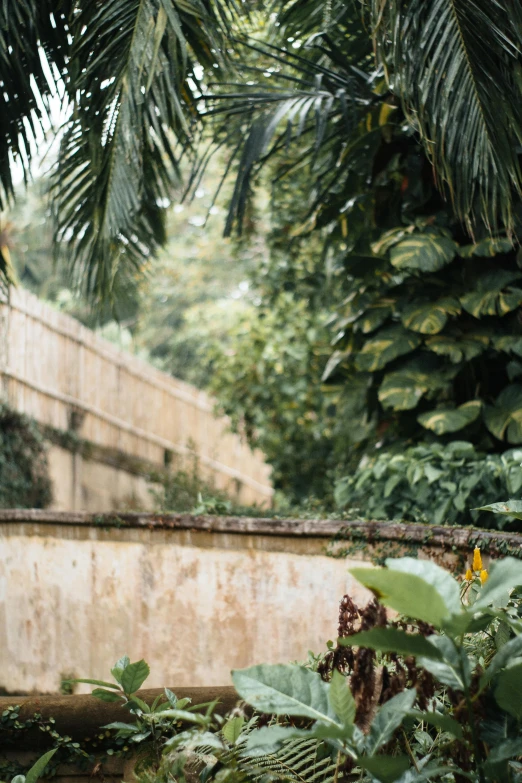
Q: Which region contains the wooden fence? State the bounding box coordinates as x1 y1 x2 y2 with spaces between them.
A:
0 287 273 504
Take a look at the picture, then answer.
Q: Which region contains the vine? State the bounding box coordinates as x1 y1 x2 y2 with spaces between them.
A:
0 705 134 779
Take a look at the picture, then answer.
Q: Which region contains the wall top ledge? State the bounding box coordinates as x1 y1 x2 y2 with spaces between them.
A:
0 509 520 552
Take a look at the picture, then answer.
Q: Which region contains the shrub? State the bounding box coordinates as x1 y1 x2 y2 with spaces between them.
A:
335 441 522 529
0 405 52 508
227 553 522 783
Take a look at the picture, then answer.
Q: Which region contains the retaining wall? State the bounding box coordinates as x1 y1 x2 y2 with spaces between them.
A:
1 511 520 696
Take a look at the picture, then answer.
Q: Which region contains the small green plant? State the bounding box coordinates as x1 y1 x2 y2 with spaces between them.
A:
0 750 58 783
6 750 57 783
69 656 218 768
335 441 522 529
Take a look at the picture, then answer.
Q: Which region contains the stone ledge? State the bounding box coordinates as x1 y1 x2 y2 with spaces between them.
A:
0 510 520 555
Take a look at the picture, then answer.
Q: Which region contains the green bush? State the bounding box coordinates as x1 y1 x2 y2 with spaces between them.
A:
335 441 522 529
0 405 52 508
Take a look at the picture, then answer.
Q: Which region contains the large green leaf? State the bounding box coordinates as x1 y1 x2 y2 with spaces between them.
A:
92 688 125 703
328 670 356 726
24 750 58 783
484 384 522 443
474 500 522 521
385 558 461 617
494 663 522 719
390 234 457 273
222 716 245 744
494 336 522 358
378 372 428 410
401 297 460 334
111 655 131 684
417 636 470 690
354 302 394 334
371 0 522 234
474 557 522 610
459 238 514 257
355 326 421 372
338 628 442 660
378 357 456 411
480 635 522 688
120 659 150 694
366 689 416 753
348 567 450 627
460 271 522 317
232 664 338 724
51 0 233 303
417 401 482 435
425 332 489 363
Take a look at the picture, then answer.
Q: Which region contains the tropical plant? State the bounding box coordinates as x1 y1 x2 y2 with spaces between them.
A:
1 0 239 302
369 0 522 235
3 0 521 300
208 289 339 502
205 0 522 458
334 442 522 530
230 553 522 782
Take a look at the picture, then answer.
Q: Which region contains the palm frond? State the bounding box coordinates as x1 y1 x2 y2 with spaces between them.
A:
50 0 234 304
201 2 378 236
372 0 522 234
0 0 71 208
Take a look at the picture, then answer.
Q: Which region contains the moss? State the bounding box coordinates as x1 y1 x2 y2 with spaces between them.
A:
0 405 52 508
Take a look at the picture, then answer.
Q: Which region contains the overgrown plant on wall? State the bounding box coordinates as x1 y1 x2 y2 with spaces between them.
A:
0 405 52 509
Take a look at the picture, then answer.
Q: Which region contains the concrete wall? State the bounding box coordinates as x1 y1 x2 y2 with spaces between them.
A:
1 512 520 695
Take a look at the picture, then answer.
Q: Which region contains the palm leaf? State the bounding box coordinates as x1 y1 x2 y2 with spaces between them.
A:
0 0 72 208
50 0 234 304
371 0 522 233
202 2 378 236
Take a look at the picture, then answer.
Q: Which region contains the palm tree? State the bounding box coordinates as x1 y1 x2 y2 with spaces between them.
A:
2 0 522 301
1 0 235 302
370 0 522 235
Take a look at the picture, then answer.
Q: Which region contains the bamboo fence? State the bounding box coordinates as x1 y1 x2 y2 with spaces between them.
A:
0 287 273 502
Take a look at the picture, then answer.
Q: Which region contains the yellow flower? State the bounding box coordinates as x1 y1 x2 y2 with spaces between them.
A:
480 569 489 584
473 547 482 572
465 568 473 581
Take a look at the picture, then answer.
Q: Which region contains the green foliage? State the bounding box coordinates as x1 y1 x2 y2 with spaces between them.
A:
36 555 522 782
370 0 522 234
208 289 341 502
0 405 52 509
335 441 522 529
204 2 522 509
231 555 522 782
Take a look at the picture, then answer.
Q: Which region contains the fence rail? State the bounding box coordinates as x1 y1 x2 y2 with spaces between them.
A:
0 287 273 502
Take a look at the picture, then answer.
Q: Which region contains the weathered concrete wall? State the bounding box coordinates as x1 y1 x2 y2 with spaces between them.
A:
1 512 520 695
